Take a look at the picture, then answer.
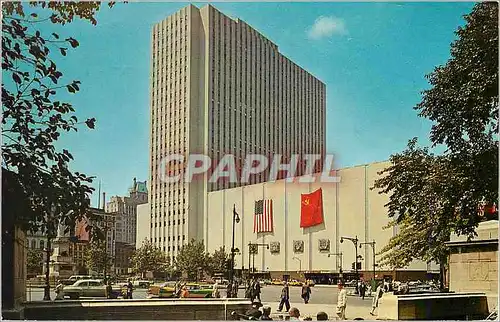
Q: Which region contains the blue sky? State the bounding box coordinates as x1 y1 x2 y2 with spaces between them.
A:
40 2 474 206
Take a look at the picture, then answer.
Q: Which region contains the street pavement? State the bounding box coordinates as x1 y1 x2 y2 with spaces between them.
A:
27 285 374 311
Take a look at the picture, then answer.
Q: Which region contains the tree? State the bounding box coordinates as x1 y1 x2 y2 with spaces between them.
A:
175 239 208 281
207 246 230 277
2 1 116 239
84 241 113 275
374 2 498 289
131 239 170 278
27 248 44 275
2 1 116 306
414 2 498 236
373 139 456 288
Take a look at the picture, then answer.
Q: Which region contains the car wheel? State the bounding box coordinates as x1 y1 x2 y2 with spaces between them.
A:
69 293 80 300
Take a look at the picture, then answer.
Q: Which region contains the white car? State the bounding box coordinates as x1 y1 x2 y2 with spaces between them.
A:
62 279 122 299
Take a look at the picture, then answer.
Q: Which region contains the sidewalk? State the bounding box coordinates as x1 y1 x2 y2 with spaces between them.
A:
263 302 374 320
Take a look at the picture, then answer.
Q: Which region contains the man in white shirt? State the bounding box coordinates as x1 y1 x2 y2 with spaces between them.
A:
336 282 347 320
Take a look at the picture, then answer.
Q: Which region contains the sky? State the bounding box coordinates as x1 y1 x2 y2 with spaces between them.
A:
36 1 475 206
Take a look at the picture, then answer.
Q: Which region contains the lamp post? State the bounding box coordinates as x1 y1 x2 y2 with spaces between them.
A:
292 257 302 277
229 205 240 297
360 240 376 283
247 243 269 276
340 236 359 283
328 252 343 282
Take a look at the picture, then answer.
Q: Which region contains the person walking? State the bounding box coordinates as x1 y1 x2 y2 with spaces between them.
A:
253 279 262 301
370 282 384 316
105 280 113 299
212 281 220 298
359 280 366 300
226 282 233 298
245 279 253 300
336 282 347 320
301 282 311 304
180 285 190 298
277 282 290 312
126 278 133 299
233 279 239 298
54 280 64 300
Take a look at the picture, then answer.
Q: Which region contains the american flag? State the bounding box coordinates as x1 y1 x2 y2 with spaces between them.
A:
254 199 274 233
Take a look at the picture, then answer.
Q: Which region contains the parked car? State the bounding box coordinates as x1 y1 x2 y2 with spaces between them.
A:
288 280 302 286
148 282 213 298
147 282 176 298
133 280 151 288
61 275 93 286
62 279 122 299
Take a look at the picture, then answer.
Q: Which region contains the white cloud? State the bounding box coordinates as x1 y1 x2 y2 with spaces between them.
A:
307 16 348 40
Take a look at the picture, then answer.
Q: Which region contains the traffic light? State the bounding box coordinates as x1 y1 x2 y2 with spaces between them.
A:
356 262 362 270
351 262 355 270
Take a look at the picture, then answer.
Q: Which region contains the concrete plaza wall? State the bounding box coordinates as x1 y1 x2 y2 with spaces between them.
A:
23 299 251 320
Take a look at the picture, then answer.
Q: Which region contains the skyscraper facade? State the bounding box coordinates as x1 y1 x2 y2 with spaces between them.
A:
149 4 326 260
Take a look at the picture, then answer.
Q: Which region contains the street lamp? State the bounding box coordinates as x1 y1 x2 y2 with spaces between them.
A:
292 257 302 273
229 204 240 297
328 252 343 276
247 243 269 277
340 236 359 284
360 240 376 284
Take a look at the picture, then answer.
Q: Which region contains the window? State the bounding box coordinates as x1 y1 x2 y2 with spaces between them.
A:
40 240 45 250
31 240 36 249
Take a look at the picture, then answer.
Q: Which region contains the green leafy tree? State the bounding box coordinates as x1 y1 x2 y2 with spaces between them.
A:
207 246 230 277
131 239 170 278
84 241 113 275
27 248 44 275
175 239 208 281
374 2 498 289
373 139 456 287
2 1 117 240
413 2 498 236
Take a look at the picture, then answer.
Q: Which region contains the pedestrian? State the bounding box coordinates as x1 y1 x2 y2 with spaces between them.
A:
245 279 253 300
277 281 290 312
336 282 347 320
317 312 328 321
370 282 384 316
359 280 366 300
233 280 239 298
105 280 113 299
180 286 189 298
253 278 262 301
260 306 273 320
54 280 64 300
212 281 220 298
289 307 300 321
226 282 233 298
300 282 311 304
126 278 133 299
174 280 181 297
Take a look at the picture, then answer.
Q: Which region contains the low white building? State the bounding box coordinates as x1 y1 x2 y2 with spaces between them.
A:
205 161 438 282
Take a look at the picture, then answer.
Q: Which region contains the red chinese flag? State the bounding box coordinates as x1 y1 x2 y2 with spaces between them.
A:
300 188 324 228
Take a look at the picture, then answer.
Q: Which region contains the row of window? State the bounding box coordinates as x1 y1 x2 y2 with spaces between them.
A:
151 218 186 227
151 235 185 242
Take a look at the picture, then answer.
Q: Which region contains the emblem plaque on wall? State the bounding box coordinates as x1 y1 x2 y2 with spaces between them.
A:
293 240 304 253
270 241 280 254
318 238 330 252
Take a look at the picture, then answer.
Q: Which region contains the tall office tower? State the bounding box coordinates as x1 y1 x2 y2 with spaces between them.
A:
149 4 326 259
